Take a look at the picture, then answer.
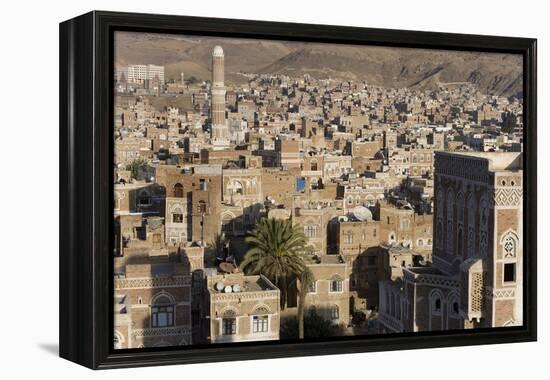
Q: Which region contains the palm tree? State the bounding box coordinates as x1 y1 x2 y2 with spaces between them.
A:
205 232 226 267
296 267 315 339
240 218 309 309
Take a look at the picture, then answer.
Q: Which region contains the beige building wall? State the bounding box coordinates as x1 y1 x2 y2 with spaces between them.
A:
305 258 350 326
208 274 280 343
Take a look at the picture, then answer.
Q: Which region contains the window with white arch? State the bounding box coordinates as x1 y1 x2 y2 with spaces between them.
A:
227 180 244 195
502 232 518 258
251 306 270 333
172 206 184 223
151 294 175 328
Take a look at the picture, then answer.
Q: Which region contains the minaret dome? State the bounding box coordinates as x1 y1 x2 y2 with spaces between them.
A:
213 45 224 58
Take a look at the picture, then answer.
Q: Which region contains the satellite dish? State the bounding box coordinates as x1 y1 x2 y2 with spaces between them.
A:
224 285 233 293
215 282 225 292
232 284 241 293
352 206 373 222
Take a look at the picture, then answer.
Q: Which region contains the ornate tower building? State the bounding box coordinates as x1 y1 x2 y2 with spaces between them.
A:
432 151 523 328
378 151 523 333
210 45 230 149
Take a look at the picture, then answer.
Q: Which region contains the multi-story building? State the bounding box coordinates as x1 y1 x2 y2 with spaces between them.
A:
121 64 165 84
304 255 351 326
378 151 523 332
114 250 192 348
208 273 280 343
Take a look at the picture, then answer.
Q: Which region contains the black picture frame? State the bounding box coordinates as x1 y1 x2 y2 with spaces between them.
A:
59 10 537 369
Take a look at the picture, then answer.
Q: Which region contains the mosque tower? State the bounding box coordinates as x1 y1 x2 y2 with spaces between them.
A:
210 45 230 149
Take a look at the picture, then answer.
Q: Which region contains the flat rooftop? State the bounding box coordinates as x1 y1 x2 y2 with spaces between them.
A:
438 151 522 171
209 273 278 293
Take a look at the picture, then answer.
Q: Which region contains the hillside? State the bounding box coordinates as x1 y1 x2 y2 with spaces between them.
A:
115 33 523 97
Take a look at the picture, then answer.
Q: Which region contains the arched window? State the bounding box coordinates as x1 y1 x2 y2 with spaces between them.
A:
138 189 151 206
467 195 477 257
446 188 455 254
456 192 465 223
452 302 459 315
457 228 463 257
228 180 244 195
114 192 121 210
330 275 343 292
173 183 184 198
430 291 443 316
252 306 271 315
344 231 353 244
479 197 489 256
310 160 318 171
198 201 207 214
222 309 237 335
252 306 270 333
434 298 441 312
221 213 234 234
436 184 445 251
502 232 518 258
151 294 174 328
436 220 444 249
329 305 339 321
172 207 184 223
304 224 317 238
479 197 489 228
365 194 375 207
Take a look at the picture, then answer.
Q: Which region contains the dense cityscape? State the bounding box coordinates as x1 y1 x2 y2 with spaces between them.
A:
113 37 523 348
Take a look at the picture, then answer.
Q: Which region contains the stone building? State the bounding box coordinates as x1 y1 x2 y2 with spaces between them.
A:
155 164 222 246
304 255 350 326
379 201 433 251
275 139 301 169
378 151 523 332
208 273 280 343
221 168 263 236
114 251 192 348
293 204 340 256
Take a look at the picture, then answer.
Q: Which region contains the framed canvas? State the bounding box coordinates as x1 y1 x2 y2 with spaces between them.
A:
59 11 537 369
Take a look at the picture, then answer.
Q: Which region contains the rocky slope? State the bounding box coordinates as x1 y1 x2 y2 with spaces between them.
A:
115 33 522 97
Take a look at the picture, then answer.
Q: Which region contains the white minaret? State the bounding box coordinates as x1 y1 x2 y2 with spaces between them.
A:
210 45 230 149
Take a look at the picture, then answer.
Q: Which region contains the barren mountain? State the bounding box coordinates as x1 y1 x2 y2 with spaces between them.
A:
115 32 523 97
